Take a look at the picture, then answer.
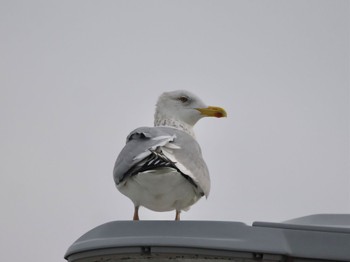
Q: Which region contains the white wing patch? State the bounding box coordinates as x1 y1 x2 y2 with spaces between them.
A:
133 134 178 161
151 135 176 141
133 151 151 161
164 142 181 149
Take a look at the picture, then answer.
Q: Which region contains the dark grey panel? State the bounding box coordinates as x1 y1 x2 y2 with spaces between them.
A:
65 215 350 262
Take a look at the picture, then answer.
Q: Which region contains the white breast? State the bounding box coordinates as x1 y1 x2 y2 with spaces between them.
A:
117 167 201 212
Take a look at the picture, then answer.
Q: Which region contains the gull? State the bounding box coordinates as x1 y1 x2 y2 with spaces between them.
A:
113 90 227 220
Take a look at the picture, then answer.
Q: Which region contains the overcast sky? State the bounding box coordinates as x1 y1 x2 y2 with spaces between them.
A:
0 1 349 262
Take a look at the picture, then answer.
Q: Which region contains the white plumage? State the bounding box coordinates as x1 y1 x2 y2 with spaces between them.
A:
113 90 227 220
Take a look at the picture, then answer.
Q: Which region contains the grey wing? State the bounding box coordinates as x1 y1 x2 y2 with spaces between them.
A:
157 127 211 197
113 127 179 185
113 126 210 197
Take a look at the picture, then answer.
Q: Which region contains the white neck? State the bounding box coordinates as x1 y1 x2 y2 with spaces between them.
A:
154 114 195 138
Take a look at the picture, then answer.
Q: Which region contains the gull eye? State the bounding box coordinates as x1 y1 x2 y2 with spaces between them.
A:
178 96 189 103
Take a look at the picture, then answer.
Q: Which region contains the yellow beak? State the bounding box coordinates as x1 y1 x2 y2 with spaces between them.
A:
196 106 227 118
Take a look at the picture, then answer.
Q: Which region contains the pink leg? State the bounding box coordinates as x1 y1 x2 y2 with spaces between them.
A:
175 210 181 221
133 206 140 221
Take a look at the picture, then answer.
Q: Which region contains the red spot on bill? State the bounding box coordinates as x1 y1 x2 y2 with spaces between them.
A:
215 112 224 118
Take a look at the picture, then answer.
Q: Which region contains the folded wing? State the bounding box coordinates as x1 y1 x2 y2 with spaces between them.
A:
113 126 210 197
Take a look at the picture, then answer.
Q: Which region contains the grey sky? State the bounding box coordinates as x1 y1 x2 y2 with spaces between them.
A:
0 1 349 262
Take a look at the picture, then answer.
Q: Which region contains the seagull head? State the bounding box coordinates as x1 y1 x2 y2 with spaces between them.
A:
154 90 227 135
